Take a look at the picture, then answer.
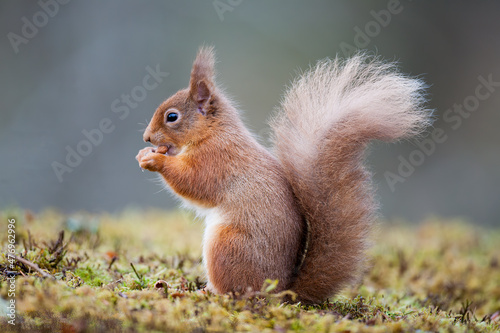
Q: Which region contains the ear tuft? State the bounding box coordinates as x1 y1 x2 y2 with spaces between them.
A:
190 46 216 115
190 46 216 89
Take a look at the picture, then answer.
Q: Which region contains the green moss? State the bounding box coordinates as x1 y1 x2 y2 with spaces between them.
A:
0 210 499 332
74 266 112 287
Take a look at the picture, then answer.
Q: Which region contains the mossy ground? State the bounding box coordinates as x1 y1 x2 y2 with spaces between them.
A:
0 208 499 332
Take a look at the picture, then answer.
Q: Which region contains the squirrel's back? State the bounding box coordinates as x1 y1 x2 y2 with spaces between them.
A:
272 53 431 303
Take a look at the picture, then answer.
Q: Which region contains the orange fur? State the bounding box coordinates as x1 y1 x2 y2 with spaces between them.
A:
136 47 431 303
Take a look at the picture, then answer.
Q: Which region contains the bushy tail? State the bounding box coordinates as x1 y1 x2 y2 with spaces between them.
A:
271 53 431 304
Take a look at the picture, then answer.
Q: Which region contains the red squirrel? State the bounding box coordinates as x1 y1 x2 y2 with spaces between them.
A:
136 47 431 304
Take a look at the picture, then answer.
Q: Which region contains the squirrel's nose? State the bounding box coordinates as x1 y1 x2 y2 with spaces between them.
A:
143 129 151 143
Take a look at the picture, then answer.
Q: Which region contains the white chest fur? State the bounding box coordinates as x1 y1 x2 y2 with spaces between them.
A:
199 208 223 254
199 207 223 293
176 195 224 293
179 198 224 262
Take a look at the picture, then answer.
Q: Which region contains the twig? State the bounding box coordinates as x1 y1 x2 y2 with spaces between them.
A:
9 254 55 279
130 262 142 280
130 262 145 288
108 256 117 270
28 229 33 251
49 230 64 253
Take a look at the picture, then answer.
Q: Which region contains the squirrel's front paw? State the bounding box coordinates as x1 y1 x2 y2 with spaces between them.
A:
136 147 166 172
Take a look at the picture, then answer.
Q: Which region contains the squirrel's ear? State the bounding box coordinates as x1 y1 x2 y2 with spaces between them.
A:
189 46 216 116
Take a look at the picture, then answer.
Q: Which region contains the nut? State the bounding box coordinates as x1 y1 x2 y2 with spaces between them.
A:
156 146 168 154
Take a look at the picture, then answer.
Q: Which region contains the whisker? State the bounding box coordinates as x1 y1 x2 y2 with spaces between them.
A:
137 120 150 133
154 187 167 194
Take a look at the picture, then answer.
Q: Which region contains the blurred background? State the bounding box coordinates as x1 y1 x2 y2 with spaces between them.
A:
1 1 499 225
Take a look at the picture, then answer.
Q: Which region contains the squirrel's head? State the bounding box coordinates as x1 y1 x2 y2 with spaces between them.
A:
143 46 219 155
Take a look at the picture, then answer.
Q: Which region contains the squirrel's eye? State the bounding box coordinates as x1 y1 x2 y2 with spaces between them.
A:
166 112 179 122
